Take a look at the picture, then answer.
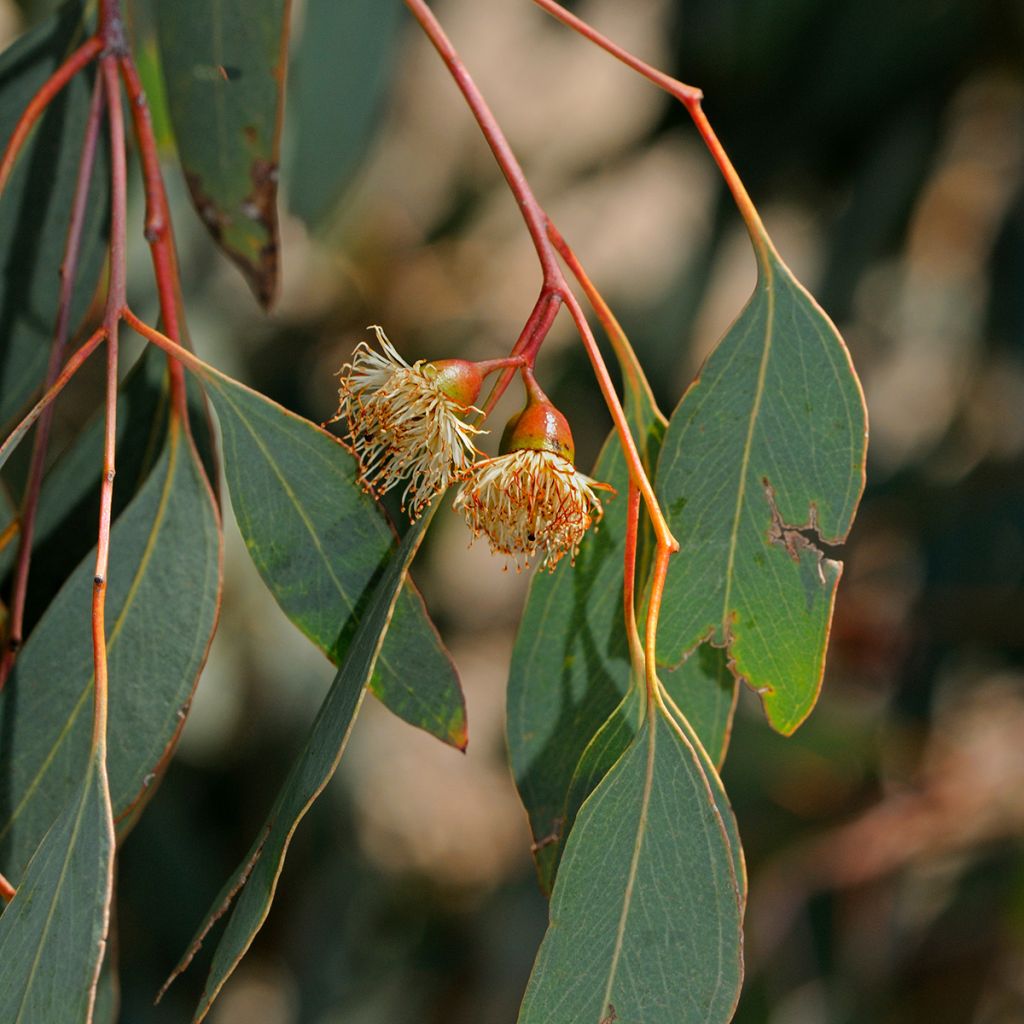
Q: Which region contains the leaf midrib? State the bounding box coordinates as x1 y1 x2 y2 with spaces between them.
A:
720 259 775 636
599 703 656 1019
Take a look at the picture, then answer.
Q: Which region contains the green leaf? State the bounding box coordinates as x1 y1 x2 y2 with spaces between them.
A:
0 0 110 430
0 746 114 1023
165 505 438 1022
559 660 745 916
518 704 744 1024
196 366 466 749
286 0 402 225
155 0 290 307
0 417 221 880
656 249 867 734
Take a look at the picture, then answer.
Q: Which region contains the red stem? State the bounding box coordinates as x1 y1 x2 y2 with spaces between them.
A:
532 0 773 263
0 36 103 196
0 75 106 690
531 0 701 102
0 869 13 902
405 0 561 288
117 54 189 416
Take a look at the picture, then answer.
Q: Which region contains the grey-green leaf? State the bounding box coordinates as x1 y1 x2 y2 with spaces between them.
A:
518 705 744 1024
656 249 867 734
165 505 438 1022
0 0 110 430
0 747 114 1024
0 418 221 880
197 366 466 749
156 0 289 307
286 0 402 225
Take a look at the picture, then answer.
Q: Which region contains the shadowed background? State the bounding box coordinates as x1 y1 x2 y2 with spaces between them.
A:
6 0 1024 1020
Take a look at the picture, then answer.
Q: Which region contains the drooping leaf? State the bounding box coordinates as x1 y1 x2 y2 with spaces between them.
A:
0 746 114 1023
507 326 669 889
518 704 744 1024
155 0 290 307
196 366 466 749
165 505 438 1022
656 247 867 734
558 660 745 911
0 0 110 430
0 416 221 880
286 0 402 226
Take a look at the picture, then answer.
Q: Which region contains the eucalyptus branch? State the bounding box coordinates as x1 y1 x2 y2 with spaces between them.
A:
403 0 677 594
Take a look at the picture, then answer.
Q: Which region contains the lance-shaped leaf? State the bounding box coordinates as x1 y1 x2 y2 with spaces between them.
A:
0 746 114 1023
518 703 744 1024
156 0 290 307
558 657 743 903
287 0 402 226
196 366 466 749
0 416 221 880
0 0 110 430
164 506 438 1021
656 248 867 734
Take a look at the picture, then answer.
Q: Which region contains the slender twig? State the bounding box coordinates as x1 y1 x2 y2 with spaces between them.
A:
122 308 207 377
0 36 103 196
0 869 13 902
0 327 106 472
91 55 128 753
530 0 701 101
0 76 106 690
532 0 774 264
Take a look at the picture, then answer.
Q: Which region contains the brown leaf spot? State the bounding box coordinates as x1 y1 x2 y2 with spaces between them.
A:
763 478 842 589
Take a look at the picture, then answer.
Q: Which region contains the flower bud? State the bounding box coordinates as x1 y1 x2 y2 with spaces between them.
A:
423 359 484 408
500 399 575 463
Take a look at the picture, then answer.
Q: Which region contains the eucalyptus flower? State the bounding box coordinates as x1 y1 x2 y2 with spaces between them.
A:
333 326 485 517
454 396 608 570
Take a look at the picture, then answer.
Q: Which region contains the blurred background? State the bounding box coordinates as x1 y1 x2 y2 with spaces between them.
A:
7 0 1024 1020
